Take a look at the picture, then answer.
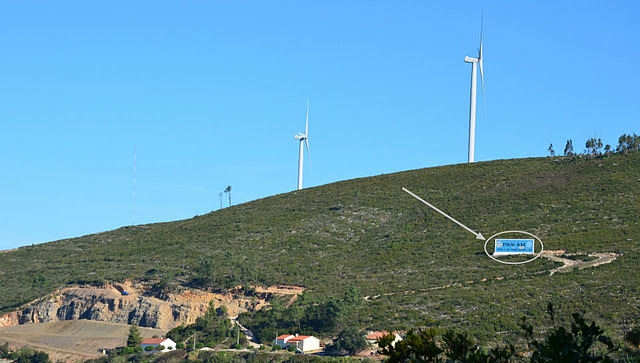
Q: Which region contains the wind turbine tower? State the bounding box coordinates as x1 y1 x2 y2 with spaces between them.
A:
294 100 311 190
464 17 485 163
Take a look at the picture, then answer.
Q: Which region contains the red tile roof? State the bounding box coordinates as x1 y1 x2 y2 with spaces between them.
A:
288 335 313 342
141 338 168 345
276 334 294 340
366 331 390 340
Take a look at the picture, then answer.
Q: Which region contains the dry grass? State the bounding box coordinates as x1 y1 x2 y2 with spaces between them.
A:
0 320 166 361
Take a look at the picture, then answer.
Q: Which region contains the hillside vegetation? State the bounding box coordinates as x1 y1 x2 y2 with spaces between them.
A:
1 153 639 343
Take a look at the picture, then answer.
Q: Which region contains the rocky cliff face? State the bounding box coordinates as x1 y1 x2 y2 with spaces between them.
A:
0 282 268 330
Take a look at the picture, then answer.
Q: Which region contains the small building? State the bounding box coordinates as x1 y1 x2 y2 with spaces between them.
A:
287 335 321 353
273 334 321 353
141 338 176 353
274 334 295 347
366 331 402 348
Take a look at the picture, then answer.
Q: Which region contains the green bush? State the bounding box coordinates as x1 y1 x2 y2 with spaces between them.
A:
521 304 616 362
167 301 232 348
329 326 367 355
176 342 184 349
9 348 49 363
195 342 204 349
272 345 282 351
0 343 9 359
144 345 155 352
156 345 164 351
287 345 296 352
117 346 133 355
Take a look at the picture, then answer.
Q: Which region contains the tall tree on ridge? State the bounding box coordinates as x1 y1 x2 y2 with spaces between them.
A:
225 186 232 206
564 140 574 156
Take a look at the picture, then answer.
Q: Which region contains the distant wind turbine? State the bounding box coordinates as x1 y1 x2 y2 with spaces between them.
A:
133 146 136 226
294 100 311 190
464 16 486 163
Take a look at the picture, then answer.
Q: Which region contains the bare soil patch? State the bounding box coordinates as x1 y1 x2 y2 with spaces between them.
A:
541 250 621 276
0 320 166 362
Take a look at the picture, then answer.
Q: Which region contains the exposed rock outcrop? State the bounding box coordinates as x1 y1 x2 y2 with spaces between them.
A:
0 281 289 330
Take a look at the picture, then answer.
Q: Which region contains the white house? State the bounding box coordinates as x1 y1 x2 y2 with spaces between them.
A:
273 334 321 353
287 335 321 353
141 338 177 353
274 334 294 347
366 331 402 348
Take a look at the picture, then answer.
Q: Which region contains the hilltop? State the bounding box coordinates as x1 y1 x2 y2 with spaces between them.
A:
1 153 639 342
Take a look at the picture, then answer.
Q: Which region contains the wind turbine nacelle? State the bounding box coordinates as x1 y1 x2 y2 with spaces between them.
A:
464 56 478 63
294 134 306 140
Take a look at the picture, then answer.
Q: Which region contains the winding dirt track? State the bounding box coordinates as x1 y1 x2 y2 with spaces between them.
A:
364 251 620 300
540 251 620 276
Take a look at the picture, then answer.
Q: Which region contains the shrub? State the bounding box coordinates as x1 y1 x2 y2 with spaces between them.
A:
521 304 617 362
156 345 164 351
287 345 296 352
329 326 367 355
0 342 9 359
272 345 282 351
232 343 242 350
144 345 155 352
176 342 185 349
195 342 205 349
117 346 135 355
259 345 265 350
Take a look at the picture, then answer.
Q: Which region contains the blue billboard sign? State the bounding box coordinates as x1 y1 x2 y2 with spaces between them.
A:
494 239 534 255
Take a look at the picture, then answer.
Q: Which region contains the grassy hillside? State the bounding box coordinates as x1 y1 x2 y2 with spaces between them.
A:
1 153 639 342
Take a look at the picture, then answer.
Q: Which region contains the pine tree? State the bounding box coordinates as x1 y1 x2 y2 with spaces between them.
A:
127 325 142 347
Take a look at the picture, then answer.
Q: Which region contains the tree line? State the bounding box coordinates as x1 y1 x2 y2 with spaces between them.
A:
238 288 364 349
379 303 640 362
548 132 640 157
0 342 50 363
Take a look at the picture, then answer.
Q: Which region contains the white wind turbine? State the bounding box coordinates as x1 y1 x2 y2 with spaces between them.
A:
464 17 485 163
294 100 311 190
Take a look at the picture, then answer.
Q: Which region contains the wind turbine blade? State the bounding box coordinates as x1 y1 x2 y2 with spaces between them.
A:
480 13 483 54
305 138 312 174
479 57 486 112
305 99 309 137
479 15 486 113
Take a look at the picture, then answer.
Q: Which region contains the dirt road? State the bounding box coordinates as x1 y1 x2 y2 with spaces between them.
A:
541 251 620 276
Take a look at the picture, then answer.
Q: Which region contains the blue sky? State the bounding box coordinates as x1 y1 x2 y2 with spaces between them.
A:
1 1 638 250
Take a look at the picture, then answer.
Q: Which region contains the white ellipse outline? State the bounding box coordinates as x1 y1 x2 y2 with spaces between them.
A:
484 230 544 265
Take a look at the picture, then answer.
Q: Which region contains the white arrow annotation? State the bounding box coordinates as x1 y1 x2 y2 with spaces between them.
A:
402 187 485 240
